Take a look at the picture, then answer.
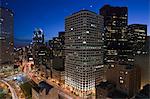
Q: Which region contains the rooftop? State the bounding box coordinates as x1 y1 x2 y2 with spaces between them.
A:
96 81 116 90
33 81 53 95
66 9 100 19
107 89 128 99
0 7 14 14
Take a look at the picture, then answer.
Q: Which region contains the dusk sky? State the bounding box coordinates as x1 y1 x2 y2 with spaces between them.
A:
1 0 150 43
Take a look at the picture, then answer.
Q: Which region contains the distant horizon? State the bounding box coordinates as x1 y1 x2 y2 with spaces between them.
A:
1 0 149 46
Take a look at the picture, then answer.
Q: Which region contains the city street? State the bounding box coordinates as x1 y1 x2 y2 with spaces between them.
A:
23 61 80 99
0 0 149 99
1 72 27 99
1 80 18 99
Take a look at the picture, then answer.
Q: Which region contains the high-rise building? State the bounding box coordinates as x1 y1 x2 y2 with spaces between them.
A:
100 5 133 66
134 37 149 88
32 28 45 66
106 64 141 97
0 7 14 68
65 10 104 97
32 28 44 44
49 32 65 83
32 29 53 78
49 31 65 57
127 24 149 87
128 24 147 55
145 36 150 53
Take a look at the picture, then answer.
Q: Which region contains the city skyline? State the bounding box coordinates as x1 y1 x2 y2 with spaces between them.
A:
1 0 150 43
0 1 149 99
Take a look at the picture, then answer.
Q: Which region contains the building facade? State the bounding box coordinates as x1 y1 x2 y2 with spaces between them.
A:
96 81 116 99
49 32 65 57
0 7 14 69
106 64 141 97
100 5 133 66
65 10 104 97
32 29 53 78
127 24 149 87
32 28 45 66
32 81 59 99
128 24 147 55
49 32 65 84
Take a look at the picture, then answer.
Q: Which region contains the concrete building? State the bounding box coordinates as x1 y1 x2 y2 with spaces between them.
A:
106 64 141 97
52 68 65 84
133 36 149 87
32 81 59 99
134 84 150 99
0 7 14 69
49 32 65 84
134 54 149 88
65 10 104 97
96 81 116 99
96 81 128 99
96 64 141 98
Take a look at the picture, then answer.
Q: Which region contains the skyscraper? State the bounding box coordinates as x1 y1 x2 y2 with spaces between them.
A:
32 28 53 79
128 25 149 87
128 24 147 55
0 7 14 68
65 10 104 97
49 31 65 57
100 5 133 66
49 32 65 84
32 28 45 66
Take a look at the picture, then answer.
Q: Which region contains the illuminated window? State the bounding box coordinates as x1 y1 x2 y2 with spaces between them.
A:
113 16 117 18
112 21 116 25
135 29 145 32
111 65 114 67
0 18 4 21
120 80 124 84
83 41 86 44
71 28 74 30
91 24 96 27
86 31 89 33
108 50 117 55
137 51 141 54
119 77 123 79
121 17 127 19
